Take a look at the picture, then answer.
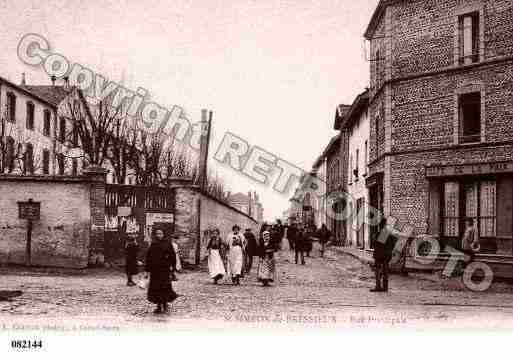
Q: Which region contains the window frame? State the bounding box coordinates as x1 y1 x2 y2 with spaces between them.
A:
42 149 50 175
454 4 484 67
441 178 497 242
43 110 51 137
459 91 482 144
6 92 16 123
26 101 35 130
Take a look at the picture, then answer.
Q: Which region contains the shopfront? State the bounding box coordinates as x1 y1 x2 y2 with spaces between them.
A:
426 161 513 255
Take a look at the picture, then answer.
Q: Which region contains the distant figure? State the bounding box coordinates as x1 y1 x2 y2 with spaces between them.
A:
287 223 297 251
257 225 276 286
304 225 315 257
125 234 139 286
295 225 306 265
243 228 257 274
145 227 178 313
273 219 285 250
318 224 331 258
207 228 226 284
370 218 396 293
227 225 244 285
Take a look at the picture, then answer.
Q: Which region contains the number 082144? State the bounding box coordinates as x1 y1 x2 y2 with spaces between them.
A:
11 340 43 349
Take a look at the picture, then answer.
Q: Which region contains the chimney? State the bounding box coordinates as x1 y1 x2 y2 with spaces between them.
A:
21 72 26 85
50 75 56 86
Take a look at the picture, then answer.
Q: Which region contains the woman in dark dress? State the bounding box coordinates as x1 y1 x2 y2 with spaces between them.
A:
145 227 178 314
125 234 139 286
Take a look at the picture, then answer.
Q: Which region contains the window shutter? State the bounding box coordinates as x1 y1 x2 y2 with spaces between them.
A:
428 181 441 236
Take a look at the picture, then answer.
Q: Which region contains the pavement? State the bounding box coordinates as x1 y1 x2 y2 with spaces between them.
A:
2 243 513 330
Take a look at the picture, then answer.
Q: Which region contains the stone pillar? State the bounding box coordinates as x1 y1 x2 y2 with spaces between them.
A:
174 185 200 265
83 166 107 265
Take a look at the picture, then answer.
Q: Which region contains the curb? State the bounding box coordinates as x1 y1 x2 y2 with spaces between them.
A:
330 246 374 266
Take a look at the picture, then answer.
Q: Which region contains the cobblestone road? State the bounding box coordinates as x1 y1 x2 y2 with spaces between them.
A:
2 246 513 330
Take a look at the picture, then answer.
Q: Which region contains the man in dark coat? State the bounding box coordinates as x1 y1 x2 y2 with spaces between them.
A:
318 224 331 258
145 227 178 314
295 225 306 265
125 234 139 286
371 218 396 292
287 223 297 251
243 228 257 274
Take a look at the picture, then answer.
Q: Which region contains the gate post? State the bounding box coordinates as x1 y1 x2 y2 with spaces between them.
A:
83 166 108 266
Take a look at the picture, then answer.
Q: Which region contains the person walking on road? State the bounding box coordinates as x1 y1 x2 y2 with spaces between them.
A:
207 228 226 285
370 218 396 293
145 227 178 314
318 224 331 258
227 225 244 285
287 223 297 251
295 225 306 265
257 225 276 287
125 233 139 286
243 228 257 274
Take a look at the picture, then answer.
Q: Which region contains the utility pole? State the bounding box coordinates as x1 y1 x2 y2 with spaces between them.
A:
195 109 213 265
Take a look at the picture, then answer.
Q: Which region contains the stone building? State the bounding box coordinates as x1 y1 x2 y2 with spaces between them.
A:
228 191 264 223
364 0 513 254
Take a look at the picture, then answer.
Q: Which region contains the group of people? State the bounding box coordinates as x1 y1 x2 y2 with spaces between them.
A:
207 223 283 287
286 223 332 265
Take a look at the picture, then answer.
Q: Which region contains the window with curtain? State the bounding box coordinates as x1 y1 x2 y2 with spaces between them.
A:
443 182 459 237
480 181 496 237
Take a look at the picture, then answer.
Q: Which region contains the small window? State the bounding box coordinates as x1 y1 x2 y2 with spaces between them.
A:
364 140 368 171
24 143 34 174
72 123 78 145
5 136 15 172
459 92 481 143
57 153 65 175
26 102 35 130
72 158 78 176
375 49 381 83
6 92 16 123
43 110 51 136
59 117 66 142
42 149 50 175
355 149 359 181
459 12 480 65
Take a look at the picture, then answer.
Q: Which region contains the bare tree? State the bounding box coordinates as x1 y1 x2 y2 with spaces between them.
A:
64 90 119 168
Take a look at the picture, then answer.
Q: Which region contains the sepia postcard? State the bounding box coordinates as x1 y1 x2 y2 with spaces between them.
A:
1 0 513 357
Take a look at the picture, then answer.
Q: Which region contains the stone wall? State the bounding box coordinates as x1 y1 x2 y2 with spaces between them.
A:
0 175 99 268
173 186 259 265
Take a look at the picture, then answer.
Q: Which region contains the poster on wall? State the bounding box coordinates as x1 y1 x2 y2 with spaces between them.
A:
145 213 175 242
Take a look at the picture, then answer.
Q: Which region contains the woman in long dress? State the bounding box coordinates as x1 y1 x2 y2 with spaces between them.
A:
257 225 276 287
227 225 244 285
145 227 178 314
207 228 226 284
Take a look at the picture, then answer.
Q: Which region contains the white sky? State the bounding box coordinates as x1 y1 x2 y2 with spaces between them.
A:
0 0 378 221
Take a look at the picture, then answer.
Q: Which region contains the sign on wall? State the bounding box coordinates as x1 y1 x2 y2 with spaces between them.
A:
18 199 41 221
426 161 513 178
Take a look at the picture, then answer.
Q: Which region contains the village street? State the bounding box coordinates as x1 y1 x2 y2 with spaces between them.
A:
2 245 513 331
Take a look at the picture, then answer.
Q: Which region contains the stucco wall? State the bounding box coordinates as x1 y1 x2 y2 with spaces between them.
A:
0 176 92 268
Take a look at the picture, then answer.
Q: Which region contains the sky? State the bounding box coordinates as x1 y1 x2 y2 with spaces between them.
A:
0 0 379 221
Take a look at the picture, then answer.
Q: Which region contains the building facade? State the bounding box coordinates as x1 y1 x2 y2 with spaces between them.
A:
342 90 370 250
228 191 264 223
365 0 513 254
